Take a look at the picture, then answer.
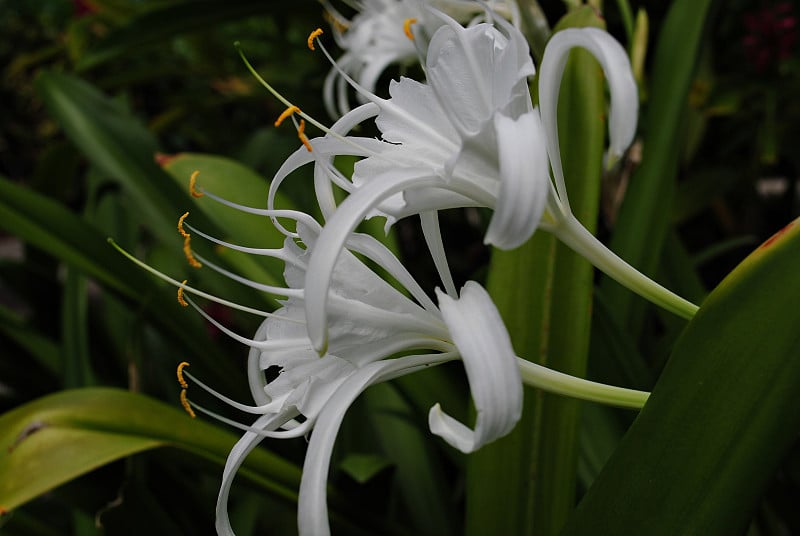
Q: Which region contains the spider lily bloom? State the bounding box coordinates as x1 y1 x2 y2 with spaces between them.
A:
113 172 649 535
271 16 699 352
321 0 520 117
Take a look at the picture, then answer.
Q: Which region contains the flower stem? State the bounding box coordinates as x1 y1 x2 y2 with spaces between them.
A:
516 358 649 409
552 215 699 319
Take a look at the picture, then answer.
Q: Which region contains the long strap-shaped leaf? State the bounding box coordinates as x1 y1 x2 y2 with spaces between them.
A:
564 217 800 534
0 388 300 512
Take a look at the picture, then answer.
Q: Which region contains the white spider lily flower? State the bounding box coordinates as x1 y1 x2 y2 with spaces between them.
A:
158 191 525 535
270 17 698 352
114 177 649 536
322 0 520 117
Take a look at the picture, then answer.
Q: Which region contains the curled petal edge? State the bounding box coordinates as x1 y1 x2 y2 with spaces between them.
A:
429 281 523 452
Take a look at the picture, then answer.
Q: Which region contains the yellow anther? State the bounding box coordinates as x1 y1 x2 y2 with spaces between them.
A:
180 389 196 418
274 105 301 128
297 119 312 152
177 361 190 388
183 235 202 269
308 28 324 50
403 18 417 40
189 170 204 198
178 212 190 238
177 280 188 307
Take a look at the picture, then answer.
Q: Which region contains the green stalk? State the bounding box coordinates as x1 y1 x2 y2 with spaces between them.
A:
465 9 606 534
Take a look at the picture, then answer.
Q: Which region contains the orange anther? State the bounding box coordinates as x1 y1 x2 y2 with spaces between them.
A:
183 235 202 269
403 18 417 40
308 28 324 50
177 361 190 388
297 119 312 152
274 105 301 127
178 212 190 238
177 281 188 307
180 389 196 418
189 171 204 198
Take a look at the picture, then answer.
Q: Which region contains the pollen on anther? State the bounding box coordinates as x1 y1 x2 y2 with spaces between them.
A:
189 171 204 198
178 212 190 238
177 361 190 388
297 119 312 152
307 28 324 50
274 105 301 127
183 236 202 269
177 280 188 307
403 18 417 40
180 389 196 418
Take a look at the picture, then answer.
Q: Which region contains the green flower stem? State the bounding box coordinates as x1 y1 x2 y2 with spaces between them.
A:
551 214 699 319
517 358 648 409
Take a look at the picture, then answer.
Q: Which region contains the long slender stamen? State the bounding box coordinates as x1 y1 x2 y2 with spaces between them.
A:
183 295 310 351
191 252 304 299
109 239 279 318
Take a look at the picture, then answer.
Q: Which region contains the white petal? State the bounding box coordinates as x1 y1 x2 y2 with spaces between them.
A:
429 281 522 452
216 413 290 535
484 110 550 249
538 27 638 205
298 353 453 536
304 170 441 353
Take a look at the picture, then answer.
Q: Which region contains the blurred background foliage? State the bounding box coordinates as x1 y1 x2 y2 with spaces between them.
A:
0 0 799 534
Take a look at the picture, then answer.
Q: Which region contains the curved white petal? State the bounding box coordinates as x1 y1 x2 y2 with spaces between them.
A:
538 27 638 206
429 281 522 452
216 412 292 535
298 352 454 536
484 109 550 249
304 170 442 353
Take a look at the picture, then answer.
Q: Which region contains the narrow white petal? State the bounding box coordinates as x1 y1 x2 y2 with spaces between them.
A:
420 210 458 298
429 281 522 452
298 353 453 536
538 27 638 206
484 110 550 249
305 170 441 353
216 413 289 535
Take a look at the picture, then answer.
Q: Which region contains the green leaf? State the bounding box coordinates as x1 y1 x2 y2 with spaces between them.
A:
0 176 240 393
564 218 800 534
467 9 607 534
35 70 194 246
338 453 393 485
0 388 301 513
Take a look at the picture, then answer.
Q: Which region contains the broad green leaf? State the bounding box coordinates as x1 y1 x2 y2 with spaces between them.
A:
467 9 606 534
35 70 198 246
0 176 240 392
564 217 800 534
0 388 300 513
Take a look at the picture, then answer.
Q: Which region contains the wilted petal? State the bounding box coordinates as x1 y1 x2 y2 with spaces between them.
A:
428 281 522 452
